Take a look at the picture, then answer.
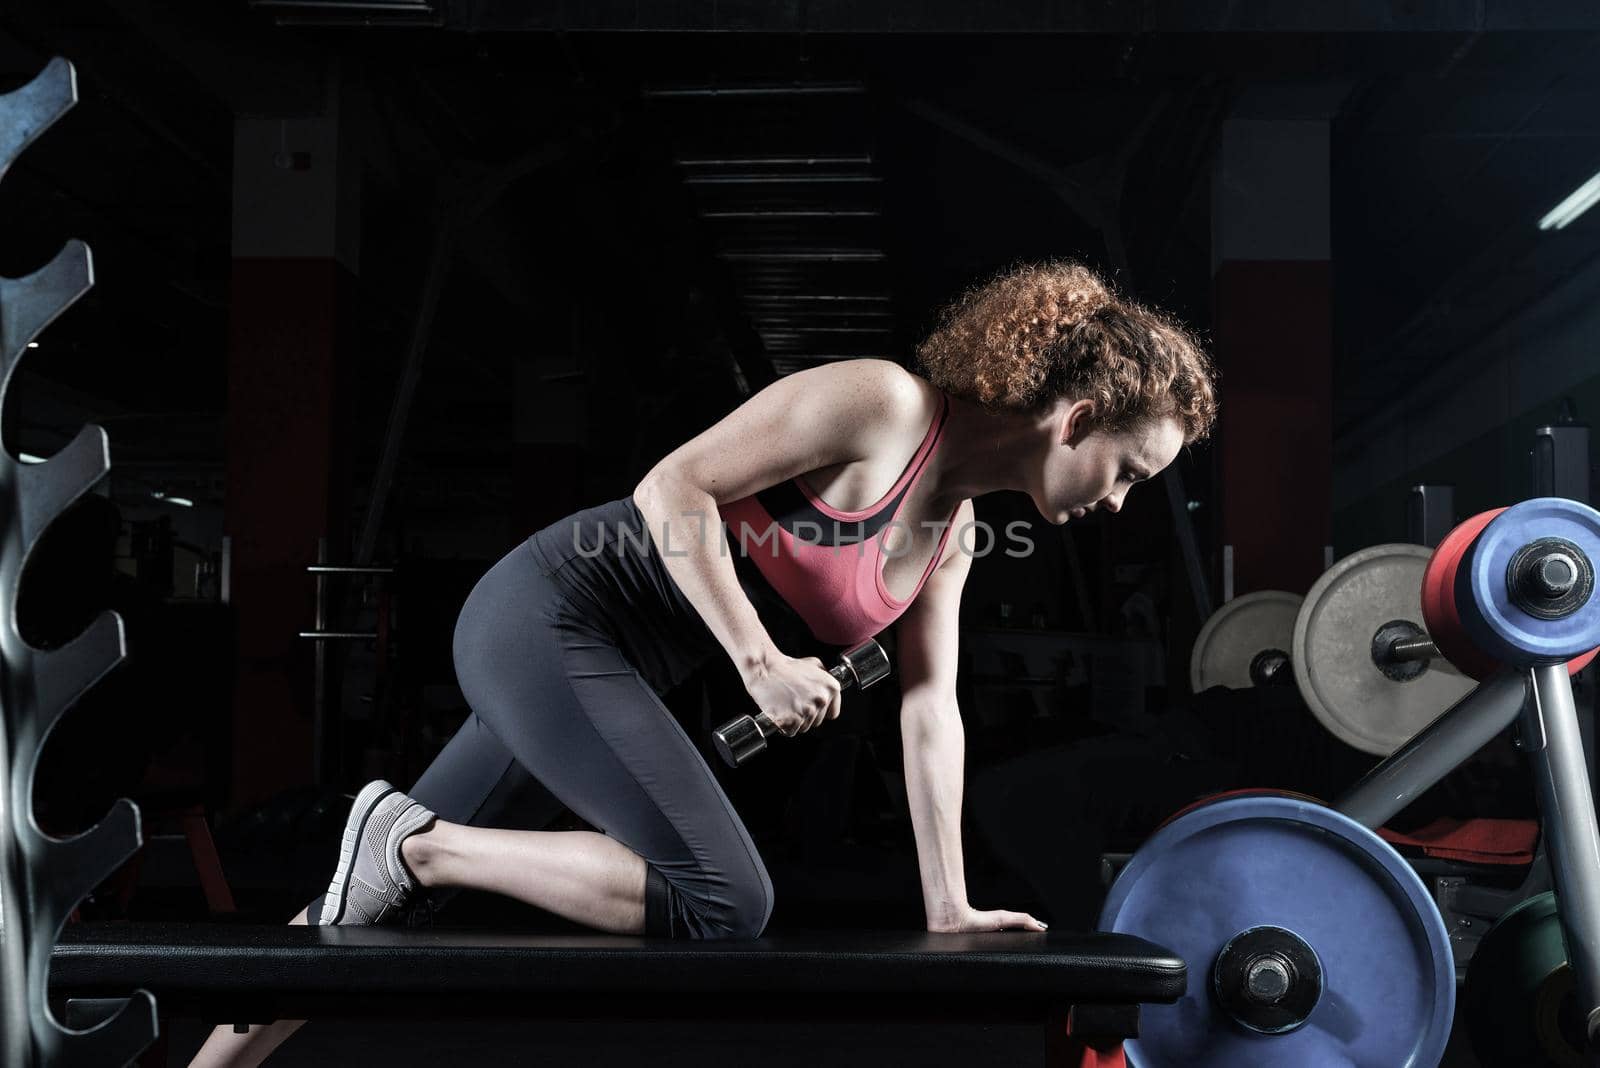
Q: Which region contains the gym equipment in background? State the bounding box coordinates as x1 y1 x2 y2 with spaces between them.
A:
1193 532 1594 757
1465 891 1584 1067
1188 590 1301 692
1100 791 1454 1067
0 58 157 1068
1107 497 1600 1067
1292 543 1477 756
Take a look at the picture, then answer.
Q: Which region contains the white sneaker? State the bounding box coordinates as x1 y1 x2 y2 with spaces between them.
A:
319 780 436 926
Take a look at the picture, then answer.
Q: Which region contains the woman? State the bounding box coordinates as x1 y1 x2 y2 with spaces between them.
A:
188 260 1216 1065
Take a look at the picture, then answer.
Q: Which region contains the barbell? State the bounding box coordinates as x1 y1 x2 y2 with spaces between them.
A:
1191 503 1600 755
1113 498 1600 1066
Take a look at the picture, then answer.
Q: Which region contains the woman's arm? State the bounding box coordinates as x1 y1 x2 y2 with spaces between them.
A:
633 358 920 682
897 500 1046 933
632 472 777 682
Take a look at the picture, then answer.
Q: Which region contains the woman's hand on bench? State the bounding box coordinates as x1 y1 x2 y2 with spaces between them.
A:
927 904 1048 934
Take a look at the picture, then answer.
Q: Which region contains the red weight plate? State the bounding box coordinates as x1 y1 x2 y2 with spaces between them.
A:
1422 510 1504 680
1422 508 1599 678
1156 787 1325 832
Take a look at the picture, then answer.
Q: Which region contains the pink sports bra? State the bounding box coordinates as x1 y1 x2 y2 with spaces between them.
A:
719 393 957 647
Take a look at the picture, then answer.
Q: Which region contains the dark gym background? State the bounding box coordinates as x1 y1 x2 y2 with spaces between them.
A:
6 4 1600 1066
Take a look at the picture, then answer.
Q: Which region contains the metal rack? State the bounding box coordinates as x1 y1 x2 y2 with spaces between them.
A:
0 57 158 1068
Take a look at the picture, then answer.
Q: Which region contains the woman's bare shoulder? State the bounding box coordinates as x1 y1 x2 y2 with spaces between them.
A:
799 357 915 392
639 359 929 505
801 358 934 435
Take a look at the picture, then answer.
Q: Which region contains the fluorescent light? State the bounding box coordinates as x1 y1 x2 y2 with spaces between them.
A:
25 342 38 349
1539 168 1600 230
18 452 46 464
151 491 194 507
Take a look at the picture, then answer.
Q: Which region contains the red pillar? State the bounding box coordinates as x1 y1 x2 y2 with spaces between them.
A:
1212 118 1333 597
224 90 362 807
225 260 356 805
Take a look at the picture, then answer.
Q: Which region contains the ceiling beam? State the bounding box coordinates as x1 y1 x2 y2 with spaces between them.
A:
446 2 1600 34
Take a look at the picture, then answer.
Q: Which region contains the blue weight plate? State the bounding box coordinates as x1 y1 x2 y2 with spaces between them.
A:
1098 795 1454 1068
1460 497 1600 665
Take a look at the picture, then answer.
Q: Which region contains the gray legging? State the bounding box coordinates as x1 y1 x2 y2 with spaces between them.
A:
405 498 777 939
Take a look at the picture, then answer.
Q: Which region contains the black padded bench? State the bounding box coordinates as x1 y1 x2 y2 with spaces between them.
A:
52 923 1184 1066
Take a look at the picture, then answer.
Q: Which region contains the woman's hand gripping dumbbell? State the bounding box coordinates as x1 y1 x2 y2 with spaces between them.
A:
715 639 891 767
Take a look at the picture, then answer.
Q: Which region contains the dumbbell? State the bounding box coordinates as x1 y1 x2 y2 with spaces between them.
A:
712 638 890 767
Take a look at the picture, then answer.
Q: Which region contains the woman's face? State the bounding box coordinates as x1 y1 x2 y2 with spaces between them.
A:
1034 405 1185 525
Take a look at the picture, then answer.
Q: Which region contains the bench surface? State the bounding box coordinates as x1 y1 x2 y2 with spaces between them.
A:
54 923 1185 1005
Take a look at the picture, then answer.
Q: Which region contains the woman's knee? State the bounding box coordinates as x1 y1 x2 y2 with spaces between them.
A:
652 860 773 940
708 859 774 939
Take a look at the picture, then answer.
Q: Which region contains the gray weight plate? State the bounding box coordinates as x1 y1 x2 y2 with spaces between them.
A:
1190 591 1304 693
1293 544 1477 756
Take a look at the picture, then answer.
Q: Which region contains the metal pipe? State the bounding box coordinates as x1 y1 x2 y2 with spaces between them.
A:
1386 636 1441 662
1163 465 1212 622
644 84 865 99
746 302 888 312
312 536 327 783
684 174 880 185
703 210 881 219
677 155 871 167
757 327 894 336
720 250 885 262
265 13 443 26
1335 671 1528 828
750 314 894 326
0 692 27 1068
1527 663 1600 1044
740 294 891 303
220 535 232 605
251 0 433 8
355 206 458 569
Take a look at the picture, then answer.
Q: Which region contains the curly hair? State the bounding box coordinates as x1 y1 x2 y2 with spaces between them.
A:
914 260 1218 443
